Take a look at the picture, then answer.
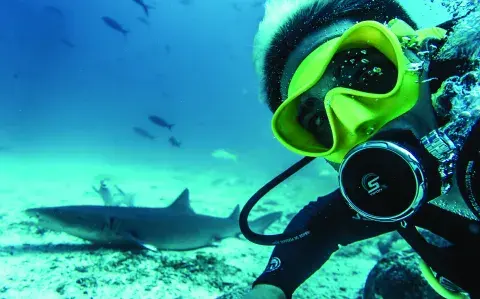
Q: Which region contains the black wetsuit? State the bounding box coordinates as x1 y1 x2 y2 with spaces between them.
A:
253 120 480 298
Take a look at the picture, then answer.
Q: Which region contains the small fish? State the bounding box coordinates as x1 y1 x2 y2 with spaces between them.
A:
92 180 114 206
43 5 64 17
169 136 181 147
148 115 174 131
92 180 135 207
133 127 156 140
137 17 150 25
211 149 238 162
60 38 75 48
251 1 263 8
102 16 129 36
231 3 242 12
132 0 153 17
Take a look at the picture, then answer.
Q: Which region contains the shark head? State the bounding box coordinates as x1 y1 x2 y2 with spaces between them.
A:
25 206 113 242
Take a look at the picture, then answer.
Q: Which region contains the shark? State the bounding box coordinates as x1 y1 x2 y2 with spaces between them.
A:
25 188 282 251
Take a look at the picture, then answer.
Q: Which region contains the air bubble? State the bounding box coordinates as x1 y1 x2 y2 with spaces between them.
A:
372 67 383 74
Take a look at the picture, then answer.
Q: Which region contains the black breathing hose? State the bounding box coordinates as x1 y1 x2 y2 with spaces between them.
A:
239 156 316 245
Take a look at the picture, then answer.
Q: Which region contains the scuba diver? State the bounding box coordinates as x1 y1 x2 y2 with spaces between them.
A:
238 0 480 298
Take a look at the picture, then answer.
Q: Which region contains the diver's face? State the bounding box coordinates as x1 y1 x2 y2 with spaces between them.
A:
280 19 438 170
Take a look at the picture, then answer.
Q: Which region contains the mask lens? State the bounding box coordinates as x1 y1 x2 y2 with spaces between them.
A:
331 47 398 94
296 47 398 152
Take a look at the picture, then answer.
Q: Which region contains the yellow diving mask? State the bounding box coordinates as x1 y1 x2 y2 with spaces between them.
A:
271 19 447 164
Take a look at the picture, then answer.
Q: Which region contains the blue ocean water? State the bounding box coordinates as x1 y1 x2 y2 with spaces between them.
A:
0 0 318 178
1 0 474 298
0 0 454 187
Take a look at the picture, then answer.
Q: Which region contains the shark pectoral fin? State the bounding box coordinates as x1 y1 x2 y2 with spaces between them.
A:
123 232 158 252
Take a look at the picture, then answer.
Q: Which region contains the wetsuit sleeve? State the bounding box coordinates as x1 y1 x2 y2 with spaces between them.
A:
252 189 396 298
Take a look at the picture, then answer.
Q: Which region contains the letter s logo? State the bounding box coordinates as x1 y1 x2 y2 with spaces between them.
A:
362 173 381 195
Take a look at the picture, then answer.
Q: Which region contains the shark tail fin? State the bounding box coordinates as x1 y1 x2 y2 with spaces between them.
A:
114 185 136 207
248 211 283 234
228 205 240 220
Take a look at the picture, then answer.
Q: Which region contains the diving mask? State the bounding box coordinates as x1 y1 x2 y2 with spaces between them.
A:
272 19 446 164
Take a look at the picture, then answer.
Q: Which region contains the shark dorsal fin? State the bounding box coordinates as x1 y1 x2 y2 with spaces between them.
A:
167 188 195 214
228 204 240 220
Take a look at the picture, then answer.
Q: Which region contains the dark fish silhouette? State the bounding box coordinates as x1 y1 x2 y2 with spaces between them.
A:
148 115 174 131
132 0 153 17
164 44 171 54
60 38 75 48
137 17 150 25
43 5 64 17
102 17 129 36
232 3 242 12
133 127 156 140
251 1 263 8
169 136 181 147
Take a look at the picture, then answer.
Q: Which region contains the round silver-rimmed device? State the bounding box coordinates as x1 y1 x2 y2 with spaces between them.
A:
339 141 428 222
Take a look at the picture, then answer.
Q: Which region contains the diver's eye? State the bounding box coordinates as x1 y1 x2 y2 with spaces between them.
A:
298 97 327 130
309 113 328 129
303 97 317 108
298 97 319 120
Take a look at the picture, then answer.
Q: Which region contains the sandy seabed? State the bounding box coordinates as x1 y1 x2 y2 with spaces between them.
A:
0 153 381 299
